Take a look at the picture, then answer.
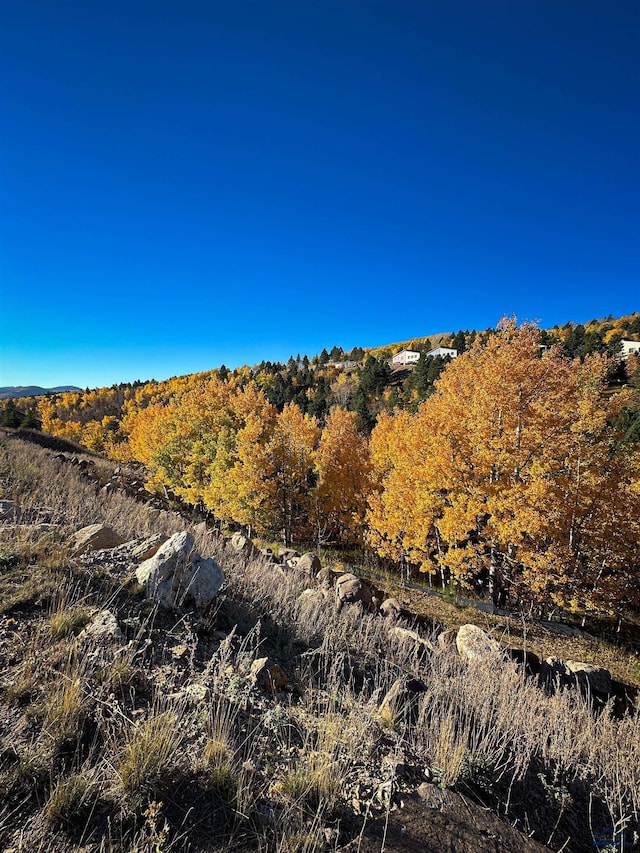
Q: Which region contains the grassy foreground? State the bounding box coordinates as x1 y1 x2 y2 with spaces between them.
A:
0 435 639 852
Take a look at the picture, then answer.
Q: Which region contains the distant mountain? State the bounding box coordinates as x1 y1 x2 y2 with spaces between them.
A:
0 386 81 400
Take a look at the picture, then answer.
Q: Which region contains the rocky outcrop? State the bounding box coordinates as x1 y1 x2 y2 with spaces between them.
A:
72 524 125 556
136 530 224 612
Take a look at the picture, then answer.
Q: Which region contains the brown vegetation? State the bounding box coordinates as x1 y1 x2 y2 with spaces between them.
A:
1 435 639 851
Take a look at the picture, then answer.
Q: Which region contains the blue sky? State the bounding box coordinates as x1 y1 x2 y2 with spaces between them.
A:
1 1 638 388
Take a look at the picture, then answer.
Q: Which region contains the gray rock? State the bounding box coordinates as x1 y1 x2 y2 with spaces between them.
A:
379 677 427 724
125 533 168 563
335 572 372 609
456 624 501 662
79 610 123 644
296 552 322 576
178 556 225 611
137 531 194 588
72 524 125 556
136 531 223 611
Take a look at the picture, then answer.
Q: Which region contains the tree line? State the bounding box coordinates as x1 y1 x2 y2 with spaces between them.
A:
5 316 640 618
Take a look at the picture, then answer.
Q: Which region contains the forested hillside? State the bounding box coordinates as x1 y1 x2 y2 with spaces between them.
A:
3 315 640 623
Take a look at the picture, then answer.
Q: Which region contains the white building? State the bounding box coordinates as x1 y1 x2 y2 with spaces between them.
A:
392 349 421 366
620 339 640 358
426 346 458 359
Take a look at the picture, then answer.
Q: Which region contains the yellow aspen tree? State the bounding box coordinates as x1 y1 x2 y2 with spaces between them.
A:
367 406 444 575
268 403 320 546
204 384 278 534
313 406 373 546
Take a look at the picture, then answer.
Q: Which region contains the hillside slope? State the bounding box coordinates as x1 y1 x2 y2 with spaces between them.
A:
1 434 638 852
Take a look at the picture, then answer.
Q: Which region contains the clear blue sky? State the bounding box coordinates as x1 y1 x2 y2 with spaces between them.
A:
1 1 638 388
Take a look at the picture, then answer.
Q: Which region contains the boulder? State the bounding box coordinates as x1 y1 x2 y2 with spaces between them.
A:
129 533 167 562
136 530 193 588
298 587 332 608
379 677 427 724
136 531 224 611
72 524 125 556
506 647 541 676
296 552 322 577
566 661 612 695
335 573 372 609
456 624 501 662
316 566 333 586
250 657 288 693
178 557 225 611
392 625 434 654
380 597 402 618
114 533 168 564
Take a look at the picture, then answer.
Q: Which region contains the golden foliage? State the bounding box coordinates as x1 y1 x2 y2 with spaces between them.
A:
368 322 640 613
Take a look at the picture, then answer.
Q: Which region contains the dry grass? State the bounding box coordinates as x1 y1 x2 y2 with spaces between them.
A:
41 675 86 748
2 433 640 852
48 604 93 639
107 706 189 810
44 769 99 828
363 569 640 689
